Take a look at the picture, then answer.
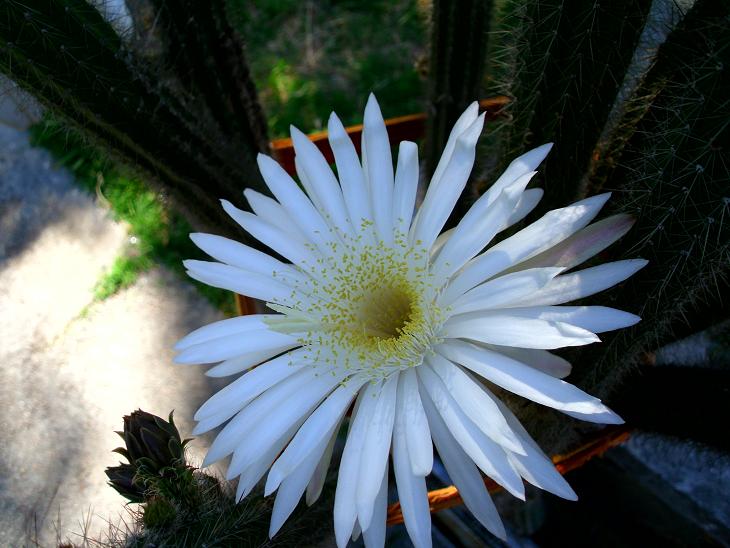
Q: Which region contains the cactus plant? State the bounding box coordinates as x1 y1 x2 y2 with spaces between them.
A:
0 0 269 240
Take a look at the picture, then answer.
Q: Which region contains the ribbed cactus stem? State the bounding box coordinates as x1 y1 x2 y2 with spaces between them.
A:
424 0 493 184
0 0 269 240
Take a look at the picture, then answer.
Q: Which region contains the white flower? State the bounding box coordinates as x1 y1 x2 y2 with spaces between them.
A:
175 94 645 547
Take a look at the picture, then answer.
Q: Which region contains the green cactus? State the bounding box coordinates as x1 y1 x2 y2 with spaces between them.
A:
0 0 268 240
571 0 730 402
423 0 493 187
479 0 652 212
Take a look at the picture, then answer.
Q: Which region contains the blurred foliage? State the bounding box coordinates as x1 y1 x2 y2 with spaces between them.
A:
228 0 428 137
29 115 236 313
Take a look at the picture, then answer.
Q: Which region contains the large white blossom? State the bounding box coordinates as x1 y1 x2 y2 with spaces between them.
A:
175 94 645 547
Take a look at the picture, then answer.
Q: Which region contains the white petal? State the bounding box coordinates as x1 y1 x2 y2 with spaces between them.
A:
433 172 534 280
423 392 506 540
411 113 485 250
511 213 635 271
204 367 336 467
174 327 297 365
306 421 339 506
335 390 370 548
428 102 479 192
426 355 525 455
489 305 641 333
441 313 600 349
363 94 395 244
205 344 298 377
437 340 622 422
235 420 301 501
257 153 337 252
442 193 612 303
356 375 398 530
508 259 648 307
416 365 525 499
393 141 420 235
328 112 373 228
243 189 303 240
480 344 572 379
220 200 319 269
501 188 544 230
269 430 332 538
175 314 270 350
397 369 433 476
194 350 306 421
291 125 352 237
392 407 432 548
190 233 305 285
494 399 577 501
480 143 553 209
266 377 365 495
184 260 293 304
447 267 563 313
362 462 388 548
226 369 346 479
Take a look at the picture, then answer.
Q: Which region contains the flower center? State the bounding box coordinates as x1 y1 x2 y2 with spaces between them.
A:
355 281 415 339
267 232 444 379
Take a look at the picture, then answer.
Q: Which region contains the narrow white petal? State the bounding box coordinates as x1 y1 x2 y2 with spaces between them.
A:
480 344 572 379
243 189 303 239
441 313 600 349
416 366 525 499
335 390 370 548
433 172 533 280
447 267 563 315
423 393 506 540
175 314 270 350
204 367 335 467
328 112 373 227
508 259 648 307
429 227 455 260
227 369 346 479
392 408 432 548
480 143 552 209
291 125 353 237
269 434 330 538
441 193 612 303
190 232 305 285
426 355 525 455
266 377 365 494
205 344 298 377
438 340 622 421
501 188 544 230
494 399 577 500
511 213 635 272
428 102 479 191
306 421 339 506
235 420 302 501
397 369 433 476
411 113 485 250
220 200 319 269
184 260 293 304
356 375 398 530
362 462 388 548
393 141 419 234
194 350 306 421
489 305 641 333
363 94 395 244
257 154 337 251
174 327 297 365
